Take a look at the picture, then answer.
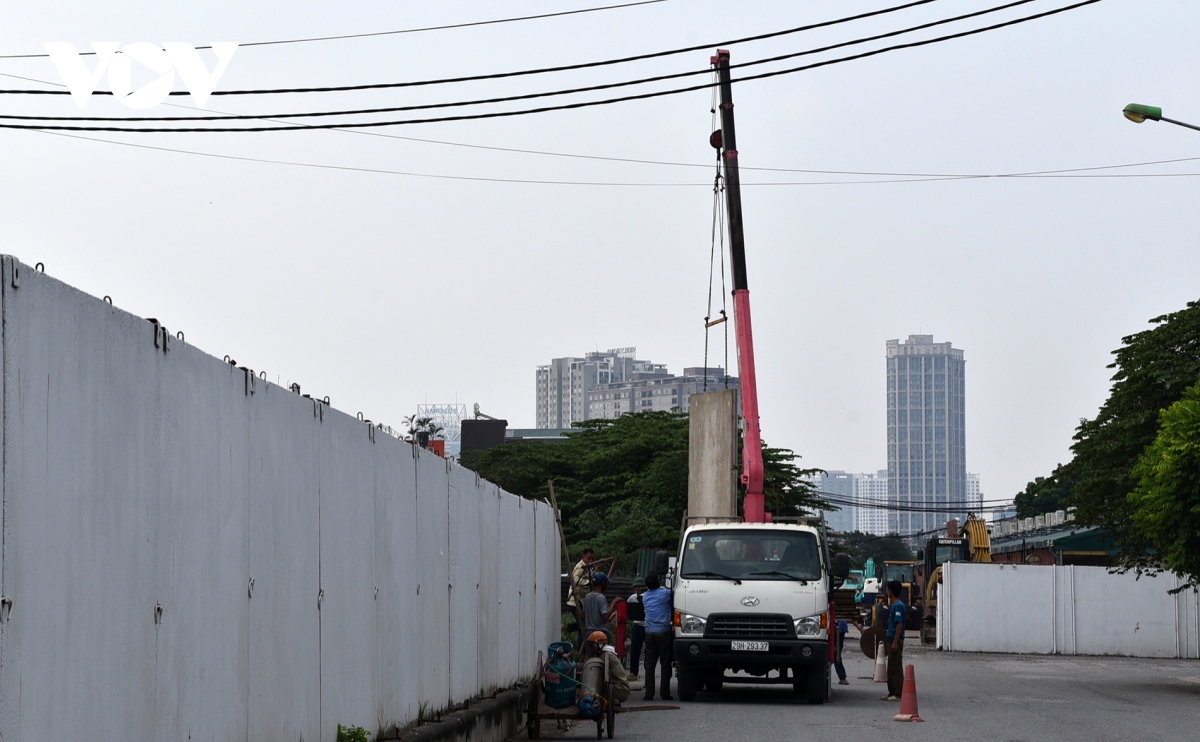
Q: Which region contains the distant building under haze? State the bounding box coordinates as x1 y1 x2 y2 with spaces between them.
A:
886 334 967 535
536 347 738 428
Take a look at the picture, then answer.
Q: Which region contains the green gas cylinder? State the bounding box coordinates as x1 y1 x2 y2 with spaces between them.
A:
543 642 577 708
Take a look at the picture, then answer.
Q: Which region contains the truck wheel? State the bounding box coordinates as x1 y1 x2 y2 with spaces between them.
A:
676 662 698 702
805 667 826 705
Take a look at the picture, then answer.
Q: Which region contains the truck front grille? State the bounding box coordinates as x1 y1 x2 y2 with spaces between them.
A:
706 613 794 638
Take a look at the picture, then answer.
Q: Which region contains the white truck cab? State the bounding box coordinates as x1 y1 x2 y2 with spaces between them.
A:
670 521 845 704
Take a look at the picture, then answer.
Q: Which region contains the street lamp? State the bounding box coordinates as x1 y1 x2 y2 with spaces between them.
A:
1123 103 1200 132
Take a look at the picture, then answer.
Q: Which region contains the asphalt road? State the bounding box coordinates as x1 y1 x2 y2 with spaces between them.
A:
549 641 1200 742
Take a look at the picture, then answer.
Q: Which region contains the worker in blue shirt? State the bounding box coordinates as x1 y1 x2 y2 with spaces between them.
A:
640 572 673 701
883 579 907 701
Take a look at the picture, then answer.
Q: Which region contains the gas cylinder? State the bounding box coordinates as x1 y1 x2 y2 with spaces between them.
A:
543 642 577 709
577 657 606 718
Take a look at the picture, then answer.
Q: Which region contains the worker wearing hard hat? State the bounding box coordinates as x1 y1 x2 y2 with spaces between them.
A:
582 572 624 643
586 631 631 703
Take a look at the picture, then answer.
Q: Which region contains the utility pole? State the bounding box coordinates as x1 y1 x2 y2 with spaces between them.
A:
712 49 766 524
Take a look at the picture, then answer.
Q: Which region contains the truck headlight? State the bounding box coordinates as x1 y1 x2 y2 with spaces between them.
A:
677 612 707 636
794 613 827 637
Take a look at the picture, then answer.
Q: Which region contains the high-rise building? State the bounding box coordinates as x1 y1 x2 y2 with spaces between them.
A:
812 471 856 532
536 347 738 428
886 334 966 535
809 469 889 534
854 470 890 535
966 473 983 513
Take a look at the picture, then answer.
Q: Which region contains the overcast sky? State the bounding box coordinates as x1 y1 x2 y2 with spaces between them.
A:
2 0 1197 503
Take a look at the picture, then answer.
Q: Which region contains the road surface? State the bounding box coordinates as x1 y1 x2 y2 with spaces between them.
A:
547 642 1199 742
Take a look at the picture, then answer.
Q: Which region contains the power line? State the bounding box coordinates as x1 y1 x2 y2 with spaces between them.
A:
0 0 1107 133
7 64 1199 181
0 1 670 59
0 0 944 97
0 0 1043 123
27 128 1200 188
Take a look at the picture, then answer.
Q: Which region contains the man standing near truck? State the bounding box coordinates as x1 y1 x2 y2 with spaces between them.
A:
883 580 907 701
641 572 673 701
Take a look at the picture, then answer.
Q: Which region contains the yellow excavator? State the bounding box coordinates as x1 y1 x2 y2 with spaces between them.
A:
916 515 991 645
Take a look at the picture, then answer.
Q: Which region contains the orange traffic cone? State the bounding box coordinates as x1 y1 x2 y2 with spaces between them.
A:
893 664 923 722
872 643 887 682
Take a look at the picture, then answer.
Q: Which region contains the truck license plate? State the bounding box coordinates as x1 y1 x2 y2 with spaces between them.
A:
730 641 769 652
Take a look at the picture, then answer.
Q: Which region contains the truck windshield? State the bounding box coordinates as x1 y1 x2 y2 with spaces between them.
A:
882 563 914 583
680 530 821 581
935 544 963 566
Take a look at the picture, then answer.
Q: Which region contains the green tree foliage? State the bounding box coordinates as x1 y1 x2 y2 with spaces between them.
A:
834 531 915 570
1069 299 1200 573
1015 462 1077 519
460 410 826 570
1129 378 1200 591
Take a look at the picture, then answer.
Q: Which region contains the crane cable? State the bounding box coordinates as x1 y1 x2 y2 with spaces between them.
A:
703 74 730 392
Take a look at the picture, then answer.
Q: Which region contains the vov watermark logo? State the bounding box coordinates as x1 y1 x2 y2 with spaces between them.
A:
45 42 239 109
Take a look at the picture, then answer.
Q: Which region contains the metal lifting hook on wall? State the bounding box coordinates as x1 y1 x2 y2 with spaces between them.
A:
35 262 44 272
0 596 12 623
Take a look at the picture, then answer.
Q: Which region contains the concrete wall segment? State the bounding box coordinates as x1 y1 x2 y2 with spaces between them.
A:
0 257 552 740
942 561 1200 658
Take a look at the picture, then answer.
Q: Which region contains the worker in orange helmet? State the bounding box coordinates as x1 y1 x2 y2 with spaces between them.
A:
586 631 631 703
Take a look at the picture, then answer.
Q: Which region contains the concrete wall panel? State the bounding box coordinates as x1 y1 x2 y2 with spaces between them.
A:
448 462 481 701
476 480 501 696
416 449 452 710
0 258 552 740
497 494 522 687
942 562 1200 657
0 263 159 740
319 417 380 738
375 442 419 732
248 394 321 742
153 353 251 742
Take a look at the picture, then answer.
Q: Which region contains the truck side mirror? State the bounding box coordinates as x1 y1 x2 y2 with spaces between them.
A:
832 552 851 580
916 549 924 561
653 550 670 576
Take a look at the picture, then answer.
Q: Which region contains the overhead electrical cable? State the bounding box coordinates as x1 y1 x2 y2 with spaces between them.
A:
0 0 671 59
29 127 1200 187
0 0 1107 133
0 0 945 96
7 64 1196 180
0 0 1044 123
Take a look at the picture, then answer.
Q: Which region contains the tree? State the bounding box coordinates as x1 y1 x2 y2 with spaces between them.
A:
460 410 828 571
834 531 915 571
403 415 445 445
1015 462 1077 519
1069 299 1200 574
1128 378 1200 591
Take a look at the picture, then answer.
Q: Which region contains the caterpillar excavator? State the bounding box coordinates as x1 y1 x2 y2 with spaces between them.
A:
915 515 991 645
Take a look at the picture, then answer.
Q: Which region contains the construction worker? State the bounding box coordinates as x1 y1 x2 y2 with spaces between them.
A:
625 577 647 681
640 572 673 701
583 572 624 642
567 549 596 644
586 631 631 703
882 579 907 702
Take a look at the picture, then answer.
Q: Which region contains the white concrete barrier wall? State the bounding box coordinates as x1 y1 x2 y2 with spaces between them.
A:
0 257 560 741
940 562 1200 658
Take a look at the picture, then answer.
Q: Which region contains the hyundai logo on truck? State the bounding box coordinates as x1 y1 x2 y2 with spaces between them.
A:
741 596 760 607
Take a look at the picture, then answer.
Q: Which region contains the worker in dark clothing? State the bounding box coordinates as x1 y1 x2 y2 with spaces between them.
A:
625 577 647 680
882 579 906 701
640 572 673 701
582 572 623 643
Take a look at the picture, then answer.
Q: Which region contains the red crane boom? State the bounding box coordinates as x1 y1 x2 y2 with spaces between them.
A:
711 49 767 524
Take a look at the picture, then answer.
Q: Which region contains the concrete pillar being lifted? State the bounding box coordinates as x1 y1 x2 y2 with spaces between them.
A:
687 388 740 520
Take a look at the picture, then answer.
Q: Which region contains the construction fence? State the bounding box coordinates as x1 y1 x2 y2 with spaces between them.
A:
938 561 1200 658
0 257 560 741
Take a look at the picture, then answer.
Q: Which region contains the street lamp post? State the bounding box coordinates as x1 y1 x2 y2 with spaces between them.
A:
1123 103 1200 132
